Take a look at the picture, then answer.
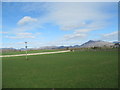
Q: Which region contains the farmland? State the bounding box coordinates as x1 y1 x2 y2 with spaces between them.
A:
2 50 118 88
1 49 62 55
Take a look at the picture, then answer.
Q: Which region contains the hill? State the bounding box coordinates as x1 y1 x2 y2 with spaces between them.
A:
80 40 114 48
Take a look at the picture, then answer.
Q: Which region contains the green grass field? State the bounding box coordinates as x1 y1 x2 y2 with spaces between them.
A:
2 51 118 88
1 49 62 55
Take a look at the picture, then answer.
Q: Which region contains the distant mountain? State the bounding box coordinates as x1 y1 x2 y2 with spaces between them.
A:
38 46 58 49
113 41 120 44
72 45 80 48
19 48 26 50
0 48 16 50
1 40 117 51
80 40 114 48
57 46 66 49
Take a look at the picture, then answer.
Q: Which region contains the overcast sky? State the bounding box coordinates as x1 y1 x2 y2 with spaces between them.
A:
2 2 118 48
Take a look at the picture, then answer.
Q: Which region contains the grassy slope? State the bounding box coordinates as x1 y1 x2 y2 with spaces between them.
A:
2 51 118 88
1 49 62 55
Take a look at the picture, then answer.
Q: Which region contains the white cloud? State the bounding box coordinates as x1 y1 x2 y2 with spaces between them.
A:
0 31 8 34
3 2 117 48
103 31 118 37
3 0 119 2
4 15 42 41
62 30 88 41
62 24 101 41
60 22 87 30
17 16 38 25
63 33 87 40
75 28 95 33
101 31 118 41
35 32 41 35
14 15 44 34
6 35 35 39
20 3 111 31
47 3 112 30
16 32 32 36
5 32 36 39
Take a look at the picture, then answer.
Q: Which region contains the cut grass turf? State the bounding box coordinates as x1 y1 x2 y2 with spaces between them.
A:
2 51 118 88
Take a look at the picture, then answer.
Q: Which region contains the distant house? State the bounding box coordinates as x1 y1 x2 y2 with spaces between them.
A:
114 42 120 48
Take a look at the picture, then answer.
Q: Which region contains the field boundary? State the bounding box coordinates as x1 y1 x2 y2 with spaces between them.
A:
0 50 70 57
